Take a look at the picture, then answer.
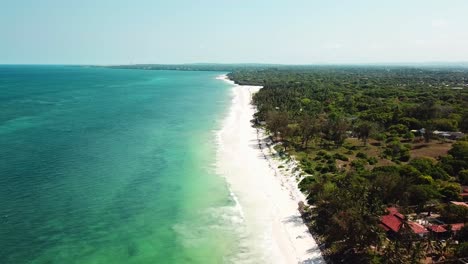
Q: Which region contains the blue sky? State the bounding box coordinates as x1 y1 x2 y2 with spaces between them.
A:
1 0 468 64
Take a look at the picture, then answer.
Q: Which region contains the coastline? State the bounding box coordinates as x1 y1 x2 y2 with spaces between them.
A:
216 74 324 263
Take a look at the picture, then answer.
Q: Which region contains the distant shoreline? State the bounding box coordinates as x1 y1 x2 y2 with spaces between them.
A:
93 63 468 74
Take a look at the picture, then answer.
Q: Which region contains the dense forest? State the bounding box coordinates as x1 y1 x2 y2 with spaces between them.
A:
228 67 468 263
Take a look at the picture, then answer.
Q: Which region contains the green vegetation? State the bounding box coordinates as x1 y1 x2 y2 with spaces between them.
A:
230 66 468 263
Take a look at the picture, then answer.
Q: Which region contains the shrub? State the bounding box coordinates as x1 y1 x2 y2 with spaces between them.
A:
327 163 337 173
384 141 410 162
403 131 415 140
333 153 349 161
317 150 327 156
372 132 387 141
399 150 410 162
345 145 358 151
298 176 316 192
368 157 378 165
323 153 334 161
456 242 468 258
320 166 330 173
459 170 468 185
304 167 314 175
356 152 368 159
385 136 400 143
301 158 312 167
417 175 434 185
409 158 434 173
448 141 468 166
388 124 409 136
456 226 468 243
351 159 367 171
274 144 285 153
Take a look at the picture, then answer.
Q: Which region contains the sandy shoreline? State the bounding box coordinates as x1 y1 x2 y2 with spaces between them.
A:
216 75 324 264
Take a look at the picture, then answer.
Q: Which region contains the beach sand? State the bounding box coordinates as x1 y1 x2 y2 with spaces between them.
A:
217 75 324 264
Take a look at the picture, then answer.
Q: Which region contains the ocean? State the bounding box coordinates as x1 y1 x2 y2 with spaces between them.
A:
0 66 241 263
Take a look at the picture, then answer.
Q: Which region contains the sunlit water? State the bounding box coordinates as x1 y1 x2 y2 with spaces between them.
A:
0 66 242 263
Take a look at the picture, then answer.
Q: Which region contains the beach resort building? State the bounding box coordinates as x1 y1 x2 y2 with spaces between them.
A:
380 207 429 238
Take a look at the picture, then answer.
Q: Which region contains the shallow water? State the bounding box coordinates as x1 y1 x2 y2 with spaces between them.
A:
0 66 240 263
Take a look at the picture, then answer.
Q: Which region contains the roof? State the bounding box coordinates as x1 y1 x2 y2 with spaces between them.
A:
448 223 465 231
428 225 447 233
387 207 404 219
450 201 468 208
381 215 402 232
380 207 429 235
409 222 429 234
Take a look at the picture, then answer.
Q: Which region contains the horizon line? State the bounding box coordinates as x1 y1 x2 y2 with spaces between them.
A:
2 61 468 67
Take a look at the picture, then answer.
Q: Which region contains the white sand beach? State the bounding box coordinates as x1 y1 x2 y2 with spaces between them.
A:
217 75 324 264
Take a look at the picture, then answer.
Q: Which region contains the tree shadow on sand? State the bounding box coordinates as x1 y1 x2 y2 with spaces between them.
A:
282 214 306 227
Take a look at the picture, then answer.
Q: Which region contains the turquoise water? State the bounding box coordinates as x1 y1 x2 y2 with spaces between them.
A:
0 66 239 263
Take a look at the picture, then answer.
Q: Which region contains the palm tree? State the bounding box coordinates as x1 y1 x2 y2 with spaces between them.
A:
433 238 453 262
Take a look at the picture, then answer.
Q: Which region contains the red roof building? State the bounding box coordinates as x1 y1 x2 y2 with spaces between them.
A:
380 207 429 237
380 215 403 232
428 225 447 233
409 222 429 235
461 186 468 199
447 223 465 233
387 207 405 219
450 201 468 208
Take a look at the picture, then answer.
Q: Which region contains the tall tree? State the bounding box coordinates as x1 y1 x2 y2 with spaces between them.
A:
265 111 289 141
323 114 349 147
355 121 376 146
298 114 320 148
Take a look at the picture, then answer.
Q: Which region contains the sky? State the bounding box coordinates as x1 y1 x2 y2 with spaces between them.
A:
1 0 468 65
